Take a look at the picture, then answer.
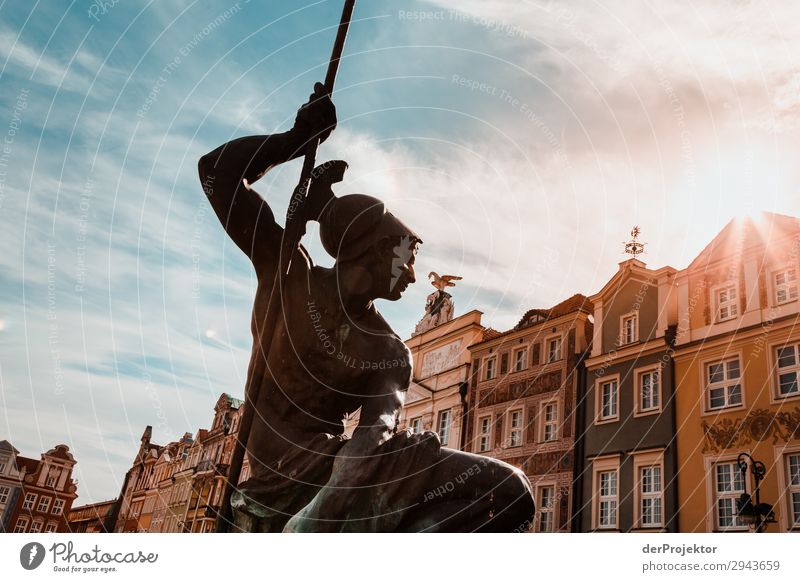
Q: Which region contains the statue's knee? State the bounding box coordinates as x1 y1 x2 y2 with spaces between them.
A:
495 465 535 521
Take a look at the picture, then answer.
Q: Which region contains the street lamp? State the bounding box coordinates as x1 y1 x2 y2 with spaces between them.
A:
735 452 776 533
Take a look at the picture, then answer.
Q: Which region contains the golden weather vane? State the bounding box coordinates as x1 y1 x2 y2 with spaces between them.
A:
624 226 646 257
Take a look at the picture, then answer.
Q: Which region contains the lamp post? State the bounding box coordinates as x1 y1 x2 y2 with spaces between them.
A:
735 452 776 533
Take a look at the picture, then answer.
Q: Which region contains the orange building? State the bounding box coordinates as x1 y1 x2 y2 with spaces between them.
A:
674 213 800 532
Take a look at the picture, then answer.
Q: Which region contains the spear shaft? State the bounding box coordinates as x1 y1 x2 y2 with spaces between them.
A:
217 0 356 532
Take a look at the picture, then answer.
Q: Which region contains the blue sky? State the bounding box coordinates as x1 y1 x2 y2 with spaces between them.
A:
1 0 799 504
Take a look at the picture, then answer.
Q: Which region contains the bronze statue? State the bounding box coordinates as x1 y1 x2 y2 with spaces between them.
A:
198 86 534 532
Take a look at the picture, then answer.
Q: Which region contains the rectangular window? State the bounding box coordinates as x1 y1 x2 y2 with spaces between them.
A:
45 522 58 533
597 470 618 529
409 417 422 434
508 409 523 447
714 461 747 530
639 369 661 413
622 313 638 344
22 493 37 510
787 453 800 529
542 402 558 442
0 486 9 504
715 284 739 322
706 358 742 410
776 344 800 397
14 518 28 533
599 379 618 421
485 357 496 380
30 520 43 533
640 466 663 527
46 476 56 487
546 337 562 363
514 347 528 372
775 268 799 305
537 485 555 532
437 409 452 446
0 461 6 474
37 496 51 513
478 416 492 452
52 499 65 515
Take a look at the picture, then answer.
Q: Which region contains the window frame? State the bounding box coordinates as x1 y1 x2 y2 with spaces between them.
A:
595 374 620 424
787 451 800 531
591 455 621 531
513 346 529 372
22 492 37 510
771 341 800 401
37 495 51 513
0 485 10 504
409 416 423 434
535 482 557 533
634 364 663 417
45 522 58 533
705 454 749 532
632 450 665 530
14 517 28 533
540 400 559 443
477 414 493 453
437 409 452 446
507 408 523 448
52 498 65 515
483 355 497 381
620 310 639 345
545 335 563 364
703 356 744 413
772 266 799 306
775 443 800 532
712 282 739 323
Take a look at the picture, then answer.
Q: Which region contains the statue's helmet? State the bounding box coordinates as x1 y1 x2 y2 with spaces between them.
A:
319 194 422 262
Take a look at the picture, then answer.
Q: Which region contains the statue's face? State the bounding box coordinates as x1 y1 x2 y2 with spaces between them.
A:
380 236 419 301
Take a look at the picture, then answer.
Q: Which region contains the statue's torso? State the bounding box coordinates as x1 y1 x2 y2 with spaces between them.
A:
248 261 411 456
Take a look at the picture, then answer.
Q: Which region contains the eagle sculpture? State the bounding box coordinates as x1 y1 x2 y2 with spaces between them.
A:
428 272 462 292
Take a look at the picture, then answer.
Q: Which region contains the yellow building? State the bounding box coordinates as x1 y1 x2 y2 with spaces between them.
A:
400 309 487 448
674 213 800 532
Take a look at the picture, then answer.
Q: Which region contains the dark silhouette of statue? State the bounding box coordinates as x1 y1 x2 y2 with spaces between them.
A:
198 86 534 532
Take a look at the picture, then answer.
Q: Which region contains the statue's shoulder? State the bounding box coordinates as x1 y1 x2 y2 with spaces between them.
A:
369 307 413 367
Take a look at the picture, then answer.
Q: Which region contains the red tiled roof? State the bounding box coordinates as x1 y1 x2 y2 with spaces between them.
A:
482 328 502 341
515 293 593 330
16 455 40 476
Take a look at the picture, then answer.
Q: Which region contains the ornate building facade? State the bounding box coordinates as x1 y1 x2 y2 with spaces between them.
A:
466 294 593 532
673 213 800 532
400 309 488 449
0 441 78 533
109 393 245 533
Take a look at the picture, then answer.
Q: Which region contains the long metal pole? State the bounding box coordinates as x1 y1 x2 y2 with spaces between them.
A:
216 0 357 533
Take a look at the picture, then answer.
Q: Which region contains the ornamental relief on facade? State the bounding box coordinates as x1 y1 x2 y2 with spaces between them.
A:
478 370 562 406
701 407 800 453
505 450 572 475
